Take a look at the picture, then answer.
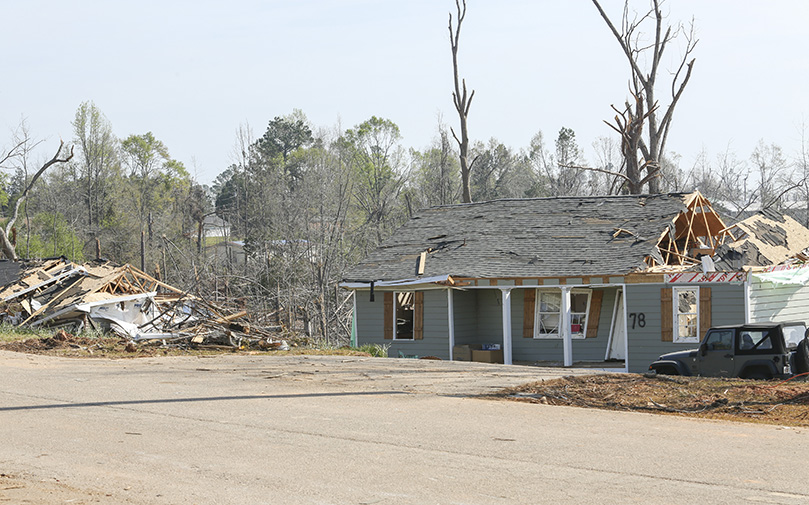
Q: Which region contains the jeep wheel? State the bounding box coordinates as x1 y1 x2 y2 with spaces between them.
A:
741 368 771 380
795 337 809 375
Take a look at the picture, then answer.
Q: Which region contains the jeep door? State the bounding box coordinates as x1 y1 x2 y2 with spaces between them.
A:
697 329 736 377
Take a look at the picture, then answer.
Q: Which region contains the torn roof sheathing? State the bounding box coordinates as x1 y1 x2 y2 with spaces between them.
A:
712 211 809 270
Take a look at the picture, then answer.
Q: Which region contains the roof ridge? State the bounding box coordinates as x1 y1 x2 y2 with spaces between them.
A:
425 192 691 211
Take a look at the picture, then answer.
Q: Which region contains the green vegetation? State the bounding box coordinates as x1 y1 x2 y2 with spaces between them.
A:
355 343 389 358
0 324 40 343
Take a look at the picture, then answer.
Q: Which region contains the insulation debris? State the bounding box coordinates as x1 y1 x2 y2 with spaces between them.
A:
0 258 283 348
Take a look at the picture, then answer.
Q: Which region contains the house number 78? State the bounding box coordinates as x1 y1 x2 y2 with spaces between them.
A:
629 313 646 329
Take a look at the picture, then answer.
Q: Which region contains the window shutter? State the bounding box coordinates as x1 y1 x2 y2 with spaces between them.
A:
383 292 393 340
523 289 536 338
699 287 712 338
585 290 603 338
413 291 424 340
661 288 673 342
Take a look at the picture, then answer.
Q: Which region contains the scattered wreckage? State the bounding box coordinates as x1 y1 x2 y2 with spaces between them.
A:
0 258 287 349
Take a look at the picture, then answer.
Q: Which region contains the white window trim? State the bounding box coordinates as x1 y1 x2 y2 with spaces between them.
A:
533 288 591 340
673 286 700 343
392 291 415 341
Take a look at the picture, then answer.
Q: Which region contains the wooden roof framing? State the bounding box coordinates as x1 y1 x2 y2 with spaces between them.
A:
649 191 732 267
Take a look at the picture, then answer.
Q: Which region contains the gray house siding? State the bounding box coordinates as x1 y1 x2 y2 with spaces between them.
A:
451 289 478 344
473 290 504 346
355 289 451 359
625 283 746 373
749 279 809 323
355 291 385 341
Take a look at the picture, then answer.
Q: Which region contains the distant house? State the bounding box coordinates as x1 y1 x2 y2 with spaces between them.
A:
341 192 809 372
202 215 232 239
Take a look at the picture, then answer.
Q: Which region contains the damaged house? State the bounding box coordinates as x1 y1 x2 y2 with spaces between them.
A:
341 192 809 373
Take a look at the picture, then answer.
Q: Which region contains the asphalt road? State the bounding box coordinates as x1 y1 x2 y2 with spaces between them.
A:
1 351 807 504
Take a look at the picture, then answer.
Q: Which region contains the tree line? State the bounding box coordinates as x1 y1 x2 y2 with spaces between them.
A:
2 0 808 344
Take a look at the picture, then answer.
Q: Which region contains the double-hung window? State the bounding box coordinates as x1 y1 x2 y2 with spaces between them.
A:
393 292 415 340
383 291 423 341
534 289 591 339
673 287 699 343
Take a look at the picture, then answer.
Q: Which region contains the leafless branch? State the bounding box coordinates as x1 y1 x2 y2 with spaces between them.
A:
559 163 631 183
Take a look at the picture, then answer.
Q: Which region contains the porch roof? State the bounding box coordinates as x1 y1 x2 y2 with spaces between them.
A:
344 193 692 283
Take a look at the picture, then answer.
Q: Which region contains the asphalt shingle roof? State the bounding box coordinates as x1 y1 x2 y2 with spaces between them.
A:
344 193 690 282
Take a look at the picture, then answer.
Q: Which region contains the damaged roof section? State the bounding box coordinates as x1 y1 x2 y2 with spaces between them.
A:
343 191 809 284
712 210 809 270
0 258 279 347
344 193 693 282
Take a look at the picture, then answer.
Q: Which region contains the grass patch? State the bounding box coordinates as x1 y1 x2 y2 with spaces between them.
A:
0 324 43 343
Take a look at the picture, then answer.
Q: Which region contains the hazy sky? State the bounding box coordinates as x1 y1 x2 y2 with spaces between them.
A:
2 1 808 184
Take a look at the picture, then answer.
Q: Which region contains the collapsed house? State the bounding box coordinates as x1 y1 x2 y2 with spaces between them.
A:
0 258 268 346
341 192 809 373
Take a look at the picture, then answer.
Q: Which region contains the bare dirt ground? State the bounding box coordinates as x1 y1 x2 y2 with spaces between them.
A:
501 373 809 427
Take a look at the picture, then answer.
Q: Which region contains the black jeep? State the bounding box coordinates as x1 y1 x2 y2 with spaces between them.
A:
649 322 809 380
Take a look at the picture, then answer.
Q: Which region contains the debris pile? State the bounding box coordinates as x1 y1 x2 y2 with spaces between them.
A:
503 373 809 427
0 258 285 348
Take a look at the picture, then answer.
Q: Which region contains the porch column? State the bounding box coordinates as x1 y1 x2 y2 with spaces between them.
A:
447 288 455 360
350 291 358 347
501 288 513 365
621 284 629 372
561 286 573 367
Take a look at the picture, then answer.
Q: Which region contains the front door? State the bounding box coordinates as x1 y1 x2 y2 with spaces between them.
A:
606 291 625 360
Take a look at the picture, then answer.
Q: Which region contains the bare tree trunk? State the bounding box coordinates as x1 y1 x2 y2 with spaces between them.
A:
449 0 475 203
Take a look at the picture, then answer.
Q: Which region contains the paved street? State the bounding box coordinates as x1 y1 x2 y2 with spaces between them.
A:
1 351 807 504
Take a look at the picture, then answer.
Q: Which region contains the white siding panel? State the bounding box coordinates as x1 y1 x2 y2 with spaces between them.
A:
750 280 809 323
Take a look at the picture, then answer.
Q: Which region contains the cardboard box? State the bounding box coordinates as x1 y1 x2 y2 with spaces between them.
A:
471 349 504 364
453 344 482 361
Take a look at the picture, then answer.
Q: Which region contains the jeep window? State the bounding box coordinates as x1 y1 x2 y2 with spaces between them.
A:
674 287 699 343
704 330 732 351
736 330 773 354
782 324 806 349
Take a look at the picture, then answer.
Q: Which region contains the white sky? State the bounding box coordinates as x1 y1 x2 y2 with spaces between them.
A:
2 1 809 184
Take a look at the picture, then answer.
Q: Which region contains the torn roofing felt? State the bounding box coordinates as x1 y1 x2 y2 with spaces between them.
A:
343 193 694 282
